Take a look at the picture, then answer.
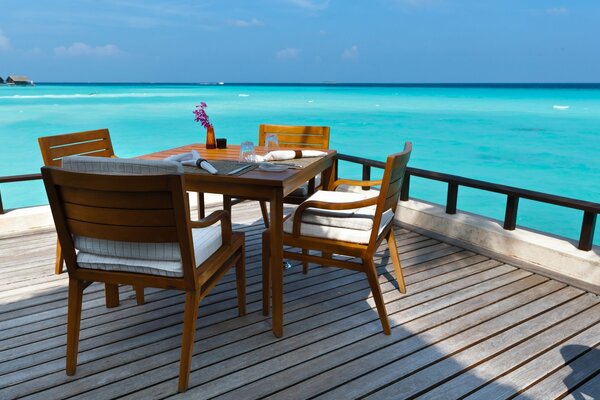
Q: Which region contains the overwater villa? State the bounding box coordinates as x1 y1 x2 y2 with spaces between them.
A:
0 76 4 84
5 75 34 85
0 126 599 399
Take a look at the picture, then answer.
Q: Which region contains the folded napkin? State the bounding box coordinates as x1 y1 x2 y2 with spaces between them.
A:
165 150 218 174
259 150 327 162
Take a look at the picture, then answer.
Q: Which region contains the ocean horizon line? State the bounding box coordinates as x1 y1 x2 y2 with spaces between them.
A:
14 82 600 89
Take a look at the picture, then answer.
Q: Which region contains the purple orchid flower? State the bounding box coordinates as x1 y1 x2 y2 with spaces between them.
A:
193 102 212 129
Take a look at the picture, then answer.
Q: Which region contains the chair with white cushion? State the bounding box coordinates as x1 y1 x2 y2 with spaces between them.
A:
41 156 246 392
39 129 147 307
220 124 330 227
262 143 412 334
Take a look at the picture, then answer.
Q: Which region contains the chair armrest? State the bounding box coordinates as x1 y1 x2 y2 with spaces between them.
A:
292 197 378 236
330 178 382 191
190 210 232 245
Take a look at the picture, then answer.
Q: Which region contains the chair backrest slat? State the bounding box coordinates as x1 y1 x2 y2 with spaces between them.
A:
63 202 177 227
259 124 330 149
60 187 173 210
39 129 115 166
66 218 179 242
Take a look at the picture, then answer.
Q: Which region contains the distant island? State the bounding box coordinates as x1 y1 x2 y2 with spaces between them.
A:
0 75 35 86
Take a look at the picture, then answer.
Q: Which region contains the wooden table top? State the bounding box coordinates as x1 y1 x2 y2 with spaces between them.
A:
141 143 337 188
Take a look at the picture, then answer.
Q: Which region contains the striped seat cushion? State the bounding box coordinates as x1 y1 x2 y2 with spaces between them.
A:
76 224 223 277
283 190 394 244
61 155 183 175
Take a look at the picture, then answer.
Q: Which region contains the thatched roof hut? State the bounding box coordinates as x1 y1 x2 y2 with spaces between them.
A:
6 75 34 85
0 76 4 84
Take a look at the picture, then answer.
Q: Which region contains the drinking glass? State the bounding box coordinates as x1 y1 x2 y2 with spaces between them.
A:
265 133 279 152
239 141 256 162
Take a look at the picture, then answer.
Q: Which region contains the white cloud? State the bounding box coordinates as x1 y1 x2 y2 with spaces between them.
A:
289 0 330 11
54 42 122 57
0 30 11 51
228 17 264 28
546 7 568 15
276 47 300 60
342 45 358 60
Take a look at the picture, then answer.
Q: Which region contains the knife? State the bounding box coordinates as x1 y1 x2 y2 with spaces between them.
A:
227 164 253 175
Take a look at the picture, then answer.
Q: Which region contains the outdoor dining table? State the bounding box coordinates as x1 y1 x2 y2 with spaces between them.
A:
141 144 337 337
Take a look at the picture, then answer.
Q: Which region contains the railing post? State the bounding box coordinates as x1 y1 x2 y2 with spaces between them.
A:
504 195 519 230
362 165 371 190
400 174 410 201
446 183 458 214
579 211 597 251
0 189 4 214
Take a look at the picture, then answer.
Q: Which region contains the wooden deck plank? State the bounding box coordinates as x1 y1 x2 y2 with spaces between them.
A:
369 302 600 399
311 286 584 399
193 272 547 400
7 244 475 399
0 201 598 400
464 322 600 400
514 342 600 399
561 370 600 400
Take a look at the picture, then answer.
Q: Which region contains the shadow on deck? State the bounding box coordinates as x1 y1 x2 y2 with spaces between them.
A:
0 203 599 399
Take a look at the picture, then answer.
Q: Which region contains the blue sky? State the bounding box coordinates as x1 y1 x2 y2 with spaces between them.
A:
1 0 599 83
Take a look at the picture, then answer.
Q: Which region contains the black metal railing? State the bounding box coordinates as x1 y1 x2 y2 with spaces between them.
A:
2 156 599 251
335 153 599 251
0 173 43 214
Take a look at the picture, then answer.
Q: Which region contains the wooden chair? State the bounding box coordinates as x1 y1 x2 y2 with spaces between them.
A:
262 143 412 334
222 124 331 227
41 156 246 393
38 129 147 306
38 128 115 275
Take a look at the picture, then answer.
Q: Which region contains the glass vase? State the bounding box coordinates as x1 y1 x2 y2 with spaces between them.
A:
205 126 216 149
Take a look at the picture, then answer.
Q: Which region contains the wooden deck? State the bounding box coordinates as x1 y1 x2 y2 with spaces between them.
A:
1 202 599 399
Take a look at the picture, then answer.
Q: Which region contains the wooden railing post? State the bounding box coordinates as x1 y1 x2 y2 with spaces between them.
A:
504 195 519 230
0 189 4 214
446 183 458 214
579 211 597 251
362 165 371 190
400 174 410 201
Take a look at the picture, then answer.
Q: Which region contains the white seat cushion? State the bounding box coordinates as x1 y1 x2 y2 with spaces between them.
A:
283 190 394 244
76 224 223 277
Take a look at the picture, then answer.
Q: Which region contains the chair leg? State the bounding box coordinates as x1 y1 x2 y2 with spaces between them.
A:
262 230 271 316
364 259 391 335
197 192 206 219
55 240 64 274
387 230 407 294
302 249 309 274
105 284 120 308
235 245 246 316
259 201 270 228
134 285 145 305
66 278 84 375
178 291 200 393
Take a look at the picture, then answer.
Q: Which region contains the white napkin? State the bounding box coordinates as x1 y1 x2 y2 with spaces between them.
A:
165 150 218 174
258 150 327 162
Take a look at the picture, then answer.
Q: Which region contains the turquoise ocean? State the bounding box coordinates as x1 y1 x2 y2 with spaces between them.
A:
0 83 598 244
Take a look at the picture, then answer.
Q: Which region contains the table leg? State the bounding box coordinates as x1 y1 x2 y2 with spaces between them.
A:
269 189 284 337
321 160 335 190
